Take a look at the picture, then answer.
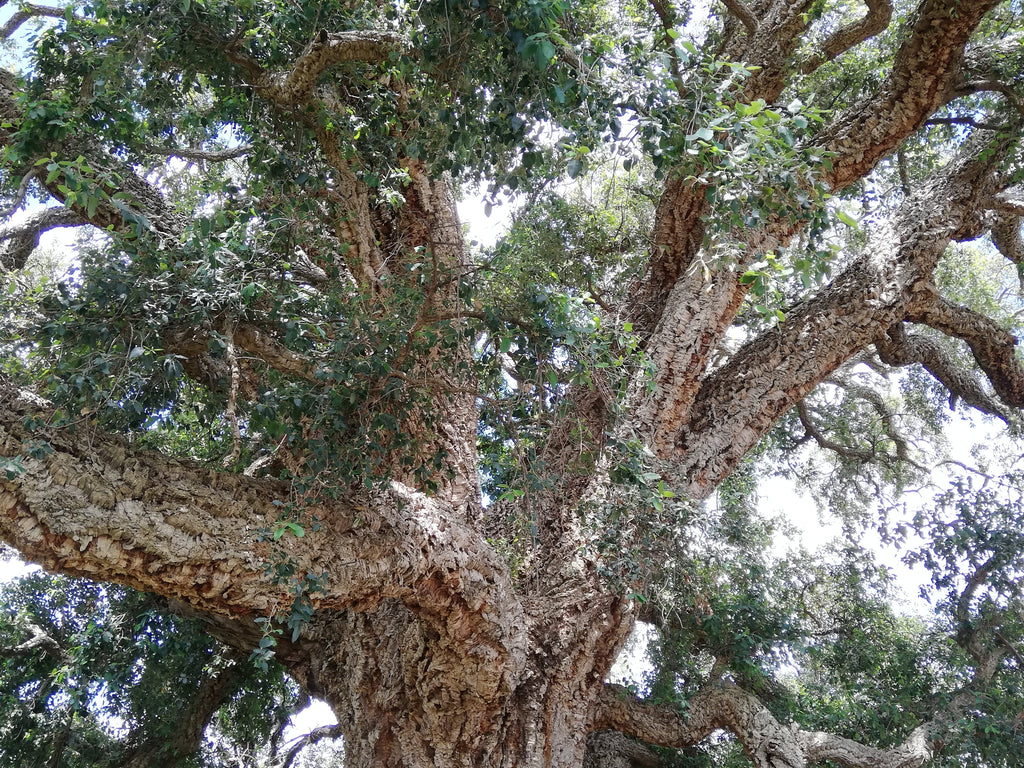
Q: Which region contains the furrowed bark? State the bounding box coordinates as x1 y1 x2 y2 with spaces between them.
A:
672 136 1007 496
908 297 1024 407
630 0 1000 463
0 380 524 671
819 0 1003 190
874 323 1011 421
802 0 894 74
0 206 84 270
592 676 1010 768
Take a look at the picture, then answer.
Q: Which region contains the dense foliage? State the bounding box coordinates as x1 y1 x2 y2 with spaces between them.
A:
1 0 1023 766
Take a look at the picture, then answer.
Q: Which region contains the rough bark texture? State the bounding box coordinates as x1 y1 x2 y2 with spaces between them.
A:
2 0 1024 766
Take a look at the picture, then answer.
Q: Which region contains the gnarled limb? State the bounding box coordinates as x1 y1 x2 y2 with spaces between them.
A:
802 0 894 74
256 30 409 106
0 380 526 689
0 206 84 271
628 1 1002 462
720 0 758 39
671 135 1008 495
593 673 1016 768
874 323 1011 421
907 296 1024 408
820 0 1002 190
592 681 806 768
0 2 65 40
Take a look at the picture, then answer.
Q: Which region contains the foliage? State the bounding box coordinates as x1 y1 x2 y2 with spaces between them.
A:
1 0 1023 766
0 559 316 768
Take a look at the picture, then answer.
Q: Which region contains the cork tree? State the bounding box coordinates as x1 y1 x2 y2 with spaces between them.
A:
2 0 1024 766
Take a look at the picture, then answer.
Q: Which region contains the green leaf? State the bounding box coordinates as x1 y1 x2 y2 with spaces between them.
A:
836 209 858 228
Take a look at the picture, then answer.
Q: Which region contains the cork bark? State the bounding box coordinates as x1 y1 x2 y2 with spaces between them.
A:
2 1 1023 766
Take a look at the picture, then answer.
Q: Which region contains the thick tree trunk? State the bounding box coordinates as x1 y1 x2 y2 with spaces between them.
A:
290 594 633 767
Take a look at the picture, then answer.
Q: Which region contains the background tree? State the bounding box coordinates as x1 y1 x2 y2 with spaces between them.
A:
1 0 1024 766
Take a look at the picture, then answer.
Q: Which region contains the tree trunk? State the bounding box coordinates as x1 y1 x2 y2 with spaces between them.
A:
292 593 633 767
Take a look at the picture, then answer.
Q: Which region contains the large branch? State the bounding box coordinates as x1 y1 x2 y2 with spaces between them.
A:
673 136 1007 496
907 297 1024 408
0 206 84 270
256 29 408 106
802 0 894 74
0 379 525 674
627 0 1001 459
819 0 1003 190
874 323 1012 421
591 678 1002 768
0 2 65 40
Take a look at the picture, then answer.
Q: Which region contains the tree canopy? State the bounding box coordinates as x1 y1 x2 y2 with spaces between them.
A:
1 0 1024 766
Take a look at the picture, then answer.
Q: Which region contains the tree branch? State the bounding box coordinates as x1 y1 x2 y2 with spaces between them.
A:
121 653 245 768
989 211 1023 289
257 29 409 106
0 620 69 662
0 205 84 271
953 79 1024 120
139 143 252 162
907 297 1024 409
648 0 686 96
671 135 1007 496
279 723 344 768
925 116 1007 131
0 167 40 219
0 2 65 40
796 400 876 463
984 195 1024 216
820 0 1002 190
592 676 1016 768
0 378 526 672
719 0 758 38
802 0 893 74
874 322 1011 421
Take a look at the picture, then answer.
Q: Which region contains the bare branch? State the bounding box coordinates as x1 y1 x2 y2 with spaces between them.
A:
648 0 686 95
908 297 1024 409
803 0 893 74
925 116 1007 131
954 79 1024 120
719 0 758 39
0 168 40 219
0 3 65 40
139 143 252 162
796 400 875 462
279 724 344 768
1 205 84 271
874 322 1012 422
